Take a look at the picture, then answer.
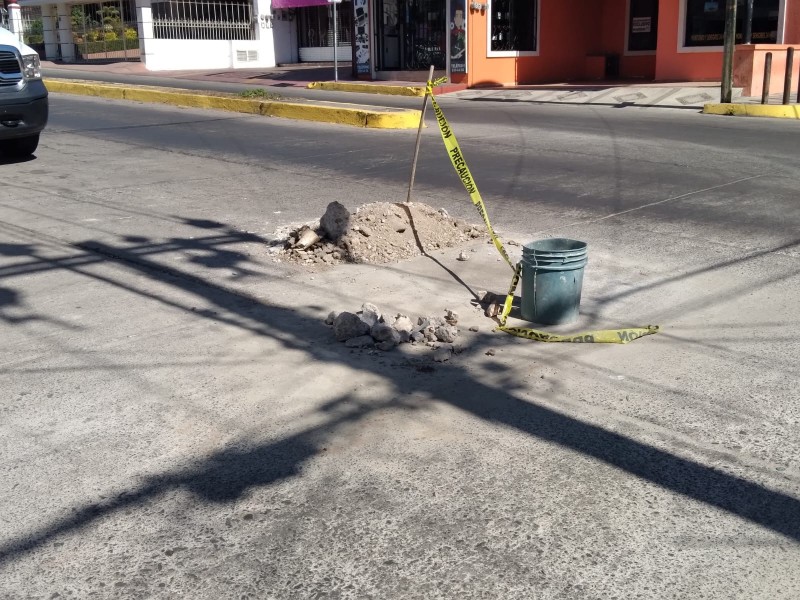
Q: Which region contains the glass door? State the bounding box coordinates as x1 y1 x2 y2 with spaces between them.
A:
376 0 445 71
377 0 401 69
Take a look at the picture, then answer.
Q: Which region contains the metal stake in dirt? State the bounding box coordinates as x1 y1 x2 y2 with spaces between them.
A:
721 0 738 104
406 65 436 204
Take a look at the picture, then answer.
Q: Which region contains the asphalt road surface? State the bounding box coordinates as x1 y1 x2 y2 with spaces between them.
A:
1 94 799 599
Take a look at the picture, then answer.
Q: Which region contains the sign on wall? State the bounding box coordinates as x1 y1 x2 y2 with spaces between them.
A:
353 0 370 74
631 16 651 33
449 0 467 74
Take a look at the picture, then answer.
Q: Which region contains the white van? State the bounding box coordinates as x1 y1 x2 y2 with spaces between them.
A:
0 21 48 158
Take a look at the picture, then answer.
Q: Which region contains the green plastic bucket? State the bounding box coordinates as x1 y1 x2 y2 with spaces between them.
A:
521 238 588 325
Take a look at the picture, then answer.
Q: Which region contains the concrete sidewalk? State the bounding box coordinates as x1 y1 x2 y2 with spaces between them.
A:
42 60 756 109
451 82 738 109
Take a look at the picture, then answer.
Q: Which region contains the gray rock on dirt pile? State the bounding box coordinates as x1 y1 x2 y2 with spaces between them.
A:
320 201 351 241
333 312 370 342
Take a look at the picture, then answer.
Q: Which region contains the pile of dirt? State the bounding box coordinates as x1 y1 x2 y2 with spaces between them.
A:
273 201 486 266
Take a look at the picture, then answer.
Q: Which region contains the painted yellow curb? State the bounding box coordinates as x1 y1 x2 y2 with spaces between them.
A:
308 81 426 97
44 79 421 129
703 102 800 119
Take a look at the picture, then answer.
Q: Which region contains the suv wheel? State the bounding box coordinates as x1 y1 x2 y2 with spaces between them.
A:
4 133 40 158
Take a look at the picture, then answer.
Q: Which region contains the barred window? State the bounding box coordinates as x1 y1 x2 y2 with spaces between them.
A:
489 0 537 54
152 0 255 41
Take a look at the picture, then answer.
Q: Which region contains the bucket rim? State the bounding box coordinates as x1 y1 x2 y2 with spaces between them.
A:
523 238 588 256
523 256 587 265
522 238 589 254
522 259 588 272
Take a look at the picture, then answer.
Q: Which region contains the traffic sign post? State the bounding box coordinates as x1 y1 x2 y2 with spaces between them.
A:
328 0 343 82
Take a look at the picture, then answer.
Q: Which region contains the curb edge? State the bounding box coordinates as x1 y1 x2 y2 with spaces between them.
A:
702 102 800 119
45 79 422 129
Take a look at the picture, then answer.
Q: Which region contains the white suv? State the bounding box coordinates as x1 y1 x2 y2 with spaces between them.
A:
0 24 48 158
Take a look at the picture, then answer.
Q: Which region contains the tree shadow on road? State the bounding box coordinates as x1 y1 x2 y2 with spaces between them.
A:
1 219 799 566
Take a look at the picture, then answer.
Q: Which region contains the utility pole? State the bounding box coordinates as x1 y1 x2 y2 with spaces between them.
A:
721 0 738 103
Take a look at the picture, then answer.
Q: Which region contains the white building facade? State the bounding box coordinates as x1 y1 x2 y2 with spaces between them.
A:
15 0 312 70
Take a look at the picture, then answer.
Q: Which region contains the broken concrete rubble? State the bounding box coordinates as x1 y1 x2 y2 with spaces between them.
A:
360 303 382 327
391 315 414 335
295 226 321 250
434 325 458 344
325 305 462 357
333 312 370 342
371 323 401 345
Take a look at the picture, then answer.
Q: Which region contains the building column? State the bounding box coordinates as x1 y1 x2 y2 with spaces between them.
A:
252 0 277 67
56 3 75 61
136 0 154 68
41 5 60 60
7 3 23 43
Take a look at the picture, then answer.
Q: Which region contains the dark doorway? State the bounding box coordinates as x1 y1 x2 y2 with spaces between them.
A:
628 0 659 52
375 0 446 71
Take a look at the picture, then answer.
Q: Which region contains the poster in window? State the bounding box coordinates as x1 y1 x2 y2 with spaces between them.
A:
354 0 370 74
632 17 651 33
450 0 467 74
628 0 658 52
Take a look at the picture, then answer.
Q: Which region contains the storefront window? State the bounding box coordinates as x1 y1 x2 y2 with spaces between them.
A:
489 0 537 53
684 0 779 47
628 0 659 52
298 3 353 48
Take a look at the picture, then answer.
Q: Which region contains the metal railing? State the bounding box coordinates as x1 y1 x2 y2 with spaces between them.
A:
20 6 42 35
70 2 141 61
152 0 255 41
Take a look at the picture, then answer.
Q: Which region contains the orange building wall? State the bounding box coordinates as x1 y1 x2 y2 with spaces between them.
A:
654 0 722 81
468 0 600 86
465 0 795 86
467 0 656 86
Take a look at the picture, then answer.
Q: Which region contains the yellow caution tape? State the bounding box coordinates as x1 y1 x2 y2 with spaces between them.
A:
495 263 660 343
427 79 514 271
426 79 659 344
